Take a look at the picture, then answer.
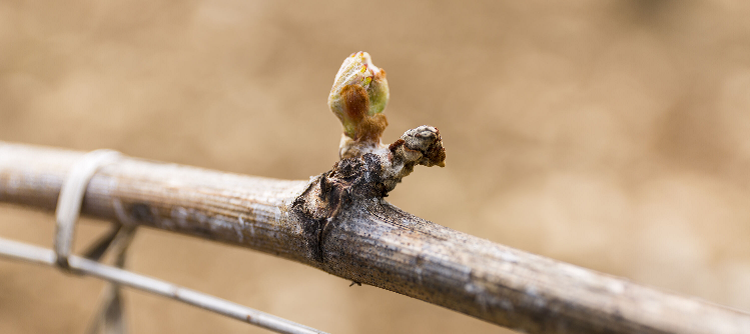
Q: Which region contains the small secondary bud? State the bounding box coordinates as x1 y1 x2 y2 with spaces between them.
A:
328 52 389 142
399 126 446 168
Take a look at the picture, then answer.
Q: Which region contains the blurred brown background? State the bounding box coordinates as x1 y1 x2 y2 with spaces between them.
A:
1 1 750 333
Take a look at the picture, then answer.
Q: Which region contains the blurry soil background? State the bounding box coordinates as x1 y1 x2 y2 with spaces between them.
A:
2 1 750 333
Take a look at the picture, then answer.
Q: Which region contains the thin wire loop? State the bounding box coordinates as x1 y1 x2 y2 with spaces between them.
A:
8 147 328 333
54 149 121 271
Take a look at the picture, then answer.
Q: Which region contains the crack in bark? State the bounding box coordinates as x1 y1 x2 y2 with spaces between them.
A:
293 153 388 263
293 125 446 264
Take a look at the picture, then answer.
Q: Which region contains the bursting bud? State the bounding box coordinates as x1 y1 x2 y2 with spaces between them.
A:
328 52 389 146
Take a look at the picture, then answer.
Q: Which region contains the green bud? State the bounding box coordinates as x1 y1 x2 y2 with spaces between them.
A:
328 52 390 141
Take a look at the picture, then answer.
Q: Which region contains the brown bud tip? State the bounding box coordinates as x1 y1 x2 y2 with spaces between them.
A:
342 84 369 124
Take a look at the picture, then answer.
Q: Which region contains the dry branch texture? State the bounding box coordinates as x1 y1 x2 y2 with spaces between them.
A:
2 1 750 334
2 142 749 334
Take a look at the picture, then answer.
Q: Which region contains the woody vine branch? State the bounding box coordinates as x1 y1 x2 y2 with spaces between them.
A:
1 52 749 334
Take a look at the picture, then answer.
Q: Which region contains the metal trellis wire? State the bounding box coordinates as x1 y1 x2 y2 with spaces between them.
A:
0 149 326 334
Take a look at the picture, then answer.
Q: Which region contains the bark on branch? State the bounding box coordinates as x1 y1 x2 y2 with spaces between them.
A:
1 141 749 334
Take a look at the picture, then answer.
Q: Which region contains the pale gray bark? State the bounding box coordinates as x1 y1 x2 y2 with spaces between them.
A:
1 141 749 334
